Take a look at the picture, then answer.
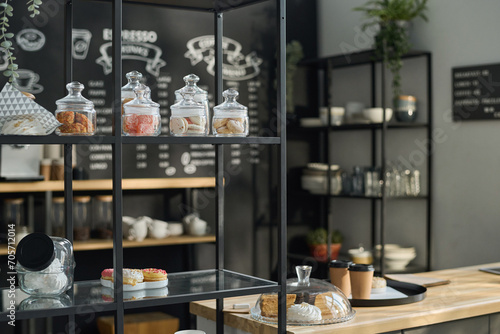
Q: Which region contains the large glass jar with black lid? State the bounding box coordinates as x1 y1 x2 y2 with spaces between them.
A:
55 81 96 135
170 86 208 136
121 70 143 114
123 84 161 136
212 88 249 136
16 233 75 296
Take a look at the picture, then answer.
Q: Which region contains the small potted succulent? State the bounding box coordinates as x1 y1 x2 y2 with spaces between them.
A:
354 0 429 105
306 228 344 262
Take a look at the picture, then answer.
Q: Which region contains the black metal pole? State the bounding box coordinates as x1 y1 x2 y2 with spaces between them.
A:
426 53 433 271
112 0 124 333
370 61 377 248
277 0 287 332
214 11 225 334
64 0 73 85
380 49 387 276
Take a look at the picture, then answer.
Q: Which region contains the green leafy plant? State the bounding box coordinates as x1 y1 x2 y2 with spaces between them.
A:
354 0 428 103
306 228 344 245
0 0 43 83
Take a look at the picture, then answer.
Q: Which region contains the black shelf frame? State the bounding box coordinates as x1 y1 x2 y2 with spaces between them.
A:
0 0 287 333
300 50 432 276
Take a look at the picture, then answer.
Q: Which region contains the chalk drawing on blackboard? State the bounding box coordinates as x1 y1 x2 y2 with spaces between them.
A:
184 35 262 81
13 69 44 94
16 29 46 52
72 29 92 60
97 42 166 77
165 166 176 176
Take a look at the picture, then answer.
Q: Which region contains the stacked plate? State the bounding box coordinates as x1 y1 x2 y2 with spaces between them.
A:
375 244 416 271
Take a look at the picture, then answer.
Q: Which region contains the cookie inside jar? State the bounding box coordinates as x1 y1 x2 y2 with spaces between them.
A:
169 86 208 136
212 88 249 137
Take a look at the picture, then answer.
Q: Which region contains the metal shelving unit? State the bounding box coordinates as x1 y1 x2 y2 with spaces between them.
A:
294 50 432 276
0 0 287 333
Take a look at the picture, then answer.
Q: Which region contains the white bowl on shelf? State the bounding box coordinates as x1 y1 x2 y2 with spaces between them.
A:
362 107 393 123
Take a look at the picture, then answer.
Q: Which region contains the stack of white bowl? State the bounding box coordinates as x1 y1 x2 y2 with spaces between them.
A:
375 244 416 271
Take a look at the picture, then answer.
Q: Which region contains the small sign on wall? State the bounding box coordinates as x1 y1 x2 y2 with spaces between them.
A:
452 63 500 121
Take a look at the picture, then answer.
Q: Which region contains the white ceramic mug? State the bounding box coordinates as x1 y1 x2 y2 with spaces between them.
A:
149 219 170 239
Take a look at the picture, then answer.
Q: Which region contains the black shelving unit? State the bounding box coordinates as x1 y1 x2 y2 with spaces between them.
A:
293 50 432 276
0 0 288 333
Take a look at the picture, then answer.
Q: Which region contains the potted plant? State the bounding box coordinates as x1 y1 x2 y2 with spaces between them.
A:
306 228 344 262
0 1 43 83
354 0 428 105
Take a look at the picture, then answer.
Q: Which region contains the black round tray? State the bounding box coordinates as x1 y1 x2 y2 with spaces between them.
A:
350 280 427 307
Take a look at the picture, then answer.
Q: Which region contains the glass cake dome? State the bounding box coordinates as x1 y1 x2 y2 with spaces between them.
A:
251 265 355 326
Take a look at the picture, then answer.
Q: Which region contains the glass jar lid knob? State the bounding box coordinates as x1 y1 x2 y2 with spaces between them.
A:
126 70 142 83
133 84 149 99
224 88 239 101
181 86 197 102
184 74 200 85
67 81 84 96
296 265 312 286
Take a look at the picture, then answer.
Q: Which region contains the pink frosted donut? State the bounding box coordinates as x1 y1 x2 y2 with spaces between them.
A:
101 268 114 281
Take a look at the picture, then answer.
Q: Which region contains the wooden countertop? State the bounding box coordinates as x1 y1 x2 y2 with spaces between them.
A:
190 263 500 334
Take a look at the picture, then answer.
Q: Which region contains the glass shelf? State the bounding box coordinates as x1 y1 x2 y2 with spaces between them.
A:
0 269 277 321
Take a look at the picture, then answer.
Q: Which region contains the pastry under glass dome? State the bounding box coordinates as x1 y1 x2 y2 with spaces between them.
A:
250 265 355 326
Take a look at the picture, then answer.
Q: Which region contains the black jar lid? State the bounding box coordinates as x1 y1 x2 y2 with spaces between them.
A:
348 263 375 272
329 260 352 268
16 233 55 271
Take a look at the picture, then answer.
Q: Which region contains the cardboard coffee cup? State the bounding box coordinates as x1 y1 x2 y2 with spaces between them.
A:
329 260 352 297
349 263 374 299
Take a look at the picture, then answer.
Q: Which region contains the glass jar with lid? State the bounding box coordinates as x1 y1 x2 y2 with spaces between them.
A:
174 74 210 129
3 198 30 244
123 84 161 136
55 81 96 135
16 233 75 296
51 197 65 238
73 196 90 241
212 88 248 136
121 70 143 114
92 195 113 239
170 86 208 136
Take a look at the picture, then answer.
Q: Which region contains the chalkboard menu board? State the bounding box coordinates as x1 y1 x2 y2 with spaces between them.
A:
452 63 500 121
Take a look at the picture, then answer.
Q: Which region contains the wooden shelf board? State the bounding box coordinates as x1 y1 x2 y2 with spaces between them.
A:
0 177 216 193
0 235 216 255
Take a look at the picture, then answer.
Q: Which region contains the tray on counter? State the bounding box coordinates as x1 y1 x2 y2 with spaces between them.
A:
350 280 426 307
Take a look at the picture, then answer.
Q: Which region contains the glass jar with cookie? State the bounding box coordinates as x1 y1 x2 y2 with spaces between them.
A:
212 88 248 137
121 70 143 115
55 81 96 136
169 86 208 136
174 74 210 129
122 84 161 136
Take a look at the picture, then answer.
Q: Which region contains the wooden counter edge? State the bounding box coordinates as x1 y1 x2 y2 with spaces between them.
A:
190 263 500 334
